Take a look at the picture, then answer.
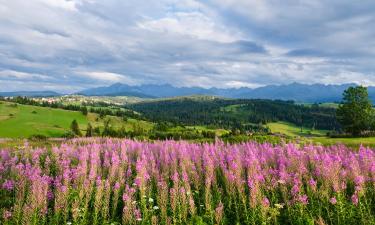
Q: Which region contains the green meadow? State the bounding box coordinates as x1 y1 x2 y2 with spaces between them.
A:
267 121 375 148
0 101 154 138
1 100 375 149
311 136 375 148
267 121 328 137
0 101 87 138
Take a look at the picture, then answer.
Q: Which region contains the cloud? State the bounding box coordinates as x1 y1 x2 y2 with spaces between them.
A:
0 70 52 81
77 71 140 85
138 11 241 43
38 0 79 11
0 0 374 92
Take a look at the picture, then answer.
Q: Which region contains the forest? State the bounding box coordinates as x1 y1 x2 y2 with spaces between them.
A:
128 98 340 131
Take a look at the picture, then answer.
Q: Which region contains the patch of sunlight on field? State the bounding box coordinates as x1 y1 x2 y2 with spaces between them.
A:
0 101 88 138
312 136 375 148
267 121 327 137
0 101 155 138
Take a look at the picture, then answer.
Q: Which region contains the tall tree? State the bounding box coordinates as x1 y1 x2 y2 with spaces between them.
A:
70 119 82 137
86 123 93 137
336 86 374 136
81 106 88 116
102 119 112 137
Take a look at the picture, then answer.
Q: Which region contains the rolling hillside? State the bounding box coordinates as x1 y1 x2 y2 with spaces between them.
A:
0 101 87 138
0 101 153 138
128 97 340 131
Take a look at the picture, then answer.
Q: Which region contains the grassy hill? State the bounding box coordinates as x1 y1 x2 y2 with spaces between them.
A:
0 101 87 138
0 101 154 138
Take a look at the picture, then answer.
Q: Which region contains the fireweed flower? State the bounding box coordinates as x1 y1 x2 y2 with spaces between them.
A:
3 210 12 220
215 202 224 224
298 195 309 205
134 208 142 221
2 179 14 191
351 194 359 206
114 182 121 190
262 197 270 208
329 197 337 205
309 178 317 190
0 139 374 224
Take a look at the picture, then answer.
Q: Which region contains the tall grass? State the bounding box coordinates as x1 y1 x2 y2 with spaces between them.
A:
1 139 375 224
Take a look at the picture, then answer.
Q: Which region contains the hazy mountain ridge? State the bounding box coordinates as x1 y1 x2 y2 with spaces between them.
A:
0 91 61 97
2 83 375 103
78 82 375 103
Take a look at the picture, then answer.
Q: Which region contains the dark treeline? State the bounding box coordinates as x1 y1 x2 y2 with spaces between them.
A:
3 96 143 120
129 98 340 131
69 119 277 143
68 119 221 141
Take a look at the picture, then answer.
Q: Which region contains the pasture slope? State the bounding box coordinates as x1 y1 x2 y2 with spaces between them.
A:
0 101 87 138
268 121 375 148
0 101 154 138
267 121 328 137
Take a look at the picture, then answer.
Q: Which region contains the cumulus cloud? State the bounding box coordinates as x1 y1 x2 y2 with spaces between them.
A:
0 0 374 92
77 71 140 85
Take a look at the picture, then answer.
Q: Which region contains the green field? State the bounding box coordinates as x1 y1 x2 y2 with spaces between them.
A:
86 113 154 131
311 136 375 148
0 101 154 138
0 101 88 138
267 121 375 148
267 121 328 137
170 125 230 136
1 101 375 148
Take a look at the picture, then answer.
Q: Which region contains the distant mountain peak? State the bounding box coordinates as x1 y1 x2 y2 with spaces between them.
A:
0 91 61 97
76 82 374 103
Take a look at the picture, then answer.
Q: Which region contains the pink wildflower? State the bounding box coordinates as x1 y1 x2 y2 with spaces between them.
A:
297 195 308 205
2 180 14 191
351 194 359 206
262 197 270 208
3 210 12 220
329 197 337 205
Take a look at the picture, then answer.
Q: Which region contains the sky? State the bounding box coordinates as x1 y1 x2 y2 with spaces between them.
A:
0 0 374 93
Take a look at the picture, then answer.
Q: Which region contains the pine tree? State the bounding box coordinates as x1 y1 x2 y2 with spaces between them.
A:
81 106 88 116
70 119 82 137
86 123 93 137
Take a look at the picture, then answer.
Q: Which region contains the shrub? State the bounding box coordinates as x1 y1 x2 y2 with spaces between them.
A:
61 130 76 139
28 134 48 141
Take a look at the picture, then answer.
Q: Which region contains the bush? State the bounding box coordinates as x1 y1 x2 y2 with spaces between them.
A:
28 134 48 141
62 131 76 139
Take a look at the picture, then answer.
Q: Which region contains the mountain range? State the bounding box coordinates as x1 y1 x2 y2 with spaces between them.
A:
0 91 61 97
2 83 374 103
78 82 375 103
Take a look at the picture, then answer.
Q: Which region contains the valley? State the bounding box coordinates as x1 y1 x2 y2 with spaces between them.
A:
0 92 373 148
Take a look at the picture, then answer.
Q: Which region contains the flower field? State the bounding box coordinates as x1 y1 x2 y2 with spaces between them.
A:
1 139 375 224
